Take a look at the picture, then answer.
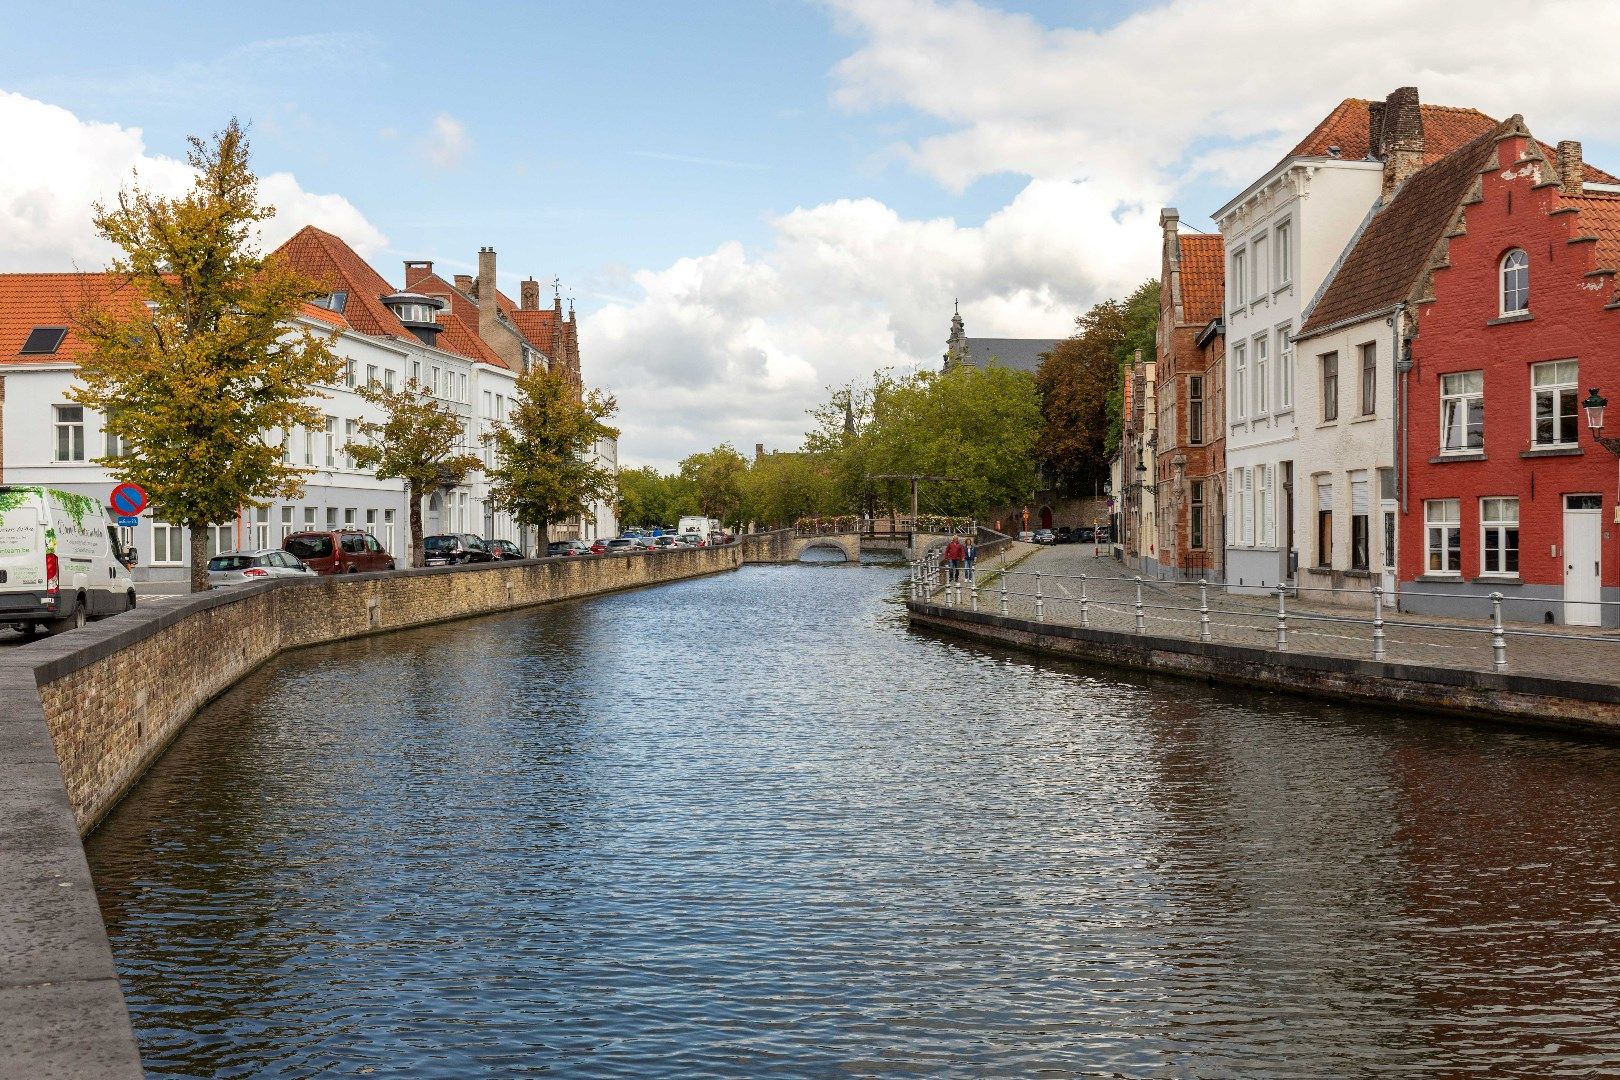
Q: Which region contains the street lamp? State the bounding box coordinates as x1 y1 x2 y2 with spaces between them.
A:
1584 388 1620 454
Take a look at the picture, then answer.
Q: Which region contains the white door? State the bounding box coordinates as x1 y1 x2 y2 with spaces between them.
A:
1563 495 1602 626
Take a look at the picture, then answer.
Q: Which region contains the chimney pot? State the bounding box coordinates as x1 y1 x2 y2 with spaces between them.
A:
521 278 540 310
1557 140 1584 196
454 273 473 293
403 260 433 288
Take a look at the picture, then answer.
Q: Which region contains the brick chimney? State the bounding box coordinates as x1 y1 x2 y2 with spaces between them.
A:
477 246 500 347
1377 87 1425 199
520 277 540 310
755 442 765 461
403 260 433 289
454 273 474 294
1557 140 1584 196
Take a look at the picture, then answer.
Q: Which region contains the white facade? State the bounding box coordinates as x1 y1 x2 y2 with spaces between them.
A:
5 310 522 581
1289 311 1402 603
1216 158 1384 591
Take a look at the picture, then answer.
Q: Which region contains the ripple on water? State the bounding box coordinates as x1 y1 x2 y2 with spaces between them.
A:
87 563 1620 1077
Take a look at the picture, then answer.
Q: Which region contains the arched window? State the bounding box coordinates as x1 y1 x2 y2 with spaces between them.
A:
1501 249 1529 315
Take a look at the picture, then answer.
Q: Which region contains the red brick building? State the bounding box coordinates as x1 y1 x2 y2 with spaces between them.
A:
1402 117 1620 626
1153 209 1225 579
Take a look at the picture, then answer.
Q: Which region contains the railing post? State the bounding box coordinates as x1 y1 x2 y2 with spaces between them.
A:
1275 586 1288 652
1198 578 1211 643
1079 573 1089 629
999 572 1009 617
1490 591 1507 673
1135 576 1145 635
970 573 978 611
1034 572 1044 622
1372 585 1386 662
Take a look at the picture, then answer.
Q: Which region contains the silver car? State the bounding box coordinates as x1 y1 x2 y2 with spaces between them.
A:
207 549 315 587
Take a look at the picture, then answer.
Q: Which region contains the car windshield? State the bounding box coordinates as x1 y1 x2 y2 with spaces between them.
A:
286 537 333 559
208 555 255 572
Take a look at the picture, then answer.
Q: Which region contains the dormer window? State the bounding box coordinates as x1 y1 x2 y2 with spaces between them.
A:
1501 249 1529 315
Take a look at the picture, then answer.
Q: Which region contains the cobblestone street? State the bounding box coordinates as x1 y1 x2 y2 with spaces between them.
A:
924 543 1620 686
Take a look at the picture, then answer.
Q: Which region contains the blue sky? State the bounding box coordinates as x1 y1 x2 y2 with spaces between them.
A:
6 1 1620 468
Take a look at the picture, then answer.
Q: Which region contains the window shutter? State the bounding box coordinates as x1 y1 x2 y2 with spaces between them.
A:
1351 474 1370 515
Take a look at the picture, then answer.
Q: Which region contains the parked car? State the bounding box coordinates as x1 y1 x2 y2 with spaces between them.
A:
589 539 609 555
208 549 315 587
0 485 136 634
1057 526 1073 543
604 537 643 554
284 530 395 575
548 540 593 557
679 532 706 547
487 539 526 561
1017 530 1036 542
422 533 494 566
1094 525 1114 543
1075 526 1096 543
1033 529 1057 545
649 535 684 550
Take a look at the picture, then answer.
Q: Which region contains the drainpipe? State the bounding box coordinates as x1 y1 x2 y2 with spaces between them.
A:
1394 306 1411 515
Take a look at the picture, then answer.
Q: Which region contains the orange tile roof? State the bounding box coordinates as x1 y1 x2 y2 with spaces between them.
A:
1178 233 1225 325
1567 193 1620 275
0 273 140 364
297 301 350 330
272 226 413 342
435 312 508 369
1288 98 1617 182
510 307 558 347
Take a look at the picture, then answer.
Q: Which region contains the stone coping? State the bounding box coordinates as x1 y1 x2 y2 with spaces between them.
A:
908 601 1620 736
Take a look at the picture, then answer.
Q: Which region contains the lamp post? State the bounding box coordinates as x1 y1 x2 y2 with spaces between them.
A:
1583 388 1620 454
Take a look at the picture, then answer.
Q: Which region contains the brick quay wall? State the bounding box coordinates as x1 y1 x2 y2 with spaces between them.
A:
1 545 741 1079
908 600 1620 738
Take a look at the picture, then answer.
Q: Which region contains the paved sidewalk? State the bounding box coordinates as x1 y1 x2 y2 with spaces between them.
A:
925 544 1620 686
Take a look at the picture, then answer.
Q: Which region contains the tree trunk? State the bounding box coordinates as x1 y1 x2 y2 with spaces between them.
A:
189 522 210 592
408 484 425 569
536 516 549 553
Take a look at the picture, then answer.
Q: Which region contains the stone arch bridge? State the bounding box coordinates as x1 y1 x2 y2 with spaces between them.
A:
739 529 964 564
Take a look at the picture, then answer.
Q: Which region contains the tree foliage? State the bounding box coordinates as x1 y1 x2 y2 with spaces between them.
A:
616 466 696 529
72 119 340 590
1035 279 1159 490
350 381 482 567
678 444 749 527
741 451 838 528
483 363 619 545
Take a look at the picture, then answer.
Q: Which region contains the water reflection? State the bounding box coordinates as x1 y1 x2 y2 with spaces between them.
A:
88 565 1620 1076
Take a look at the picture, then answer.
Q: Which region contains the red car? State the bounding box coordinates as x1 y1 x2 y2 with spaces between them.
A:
589 540 608 555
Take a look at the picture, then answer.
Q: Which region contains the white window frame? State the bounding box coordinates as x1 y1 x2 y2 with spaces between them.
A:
1231 247 1248 310
1531 359 1579 448
1232 342 1248 421
1253 334 1269 415
1425 498 1462 577
1358 342 1377 417
280 506 294 541
1440 371 1485 453
1277 326 1293 411
1242 467 1254 546
1250 231 1267 303
1258 464 1273 546
53 405 85 462
151 521 184 565
1273 219 1292 288
323 416 337 468
1480 497 1520 578
344 419 359 469
384 509 396 553
1320 351 1339 423
1500 249 1529 316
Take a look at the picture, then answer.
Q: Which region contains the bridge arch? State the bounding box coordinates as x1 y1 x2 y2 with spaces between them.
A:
786 534 859 563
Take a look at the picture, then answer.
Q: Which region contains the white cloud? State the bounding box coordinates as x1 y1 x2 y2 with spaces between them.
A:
0 90 386 271
592 0 1620 469
420 113 470 169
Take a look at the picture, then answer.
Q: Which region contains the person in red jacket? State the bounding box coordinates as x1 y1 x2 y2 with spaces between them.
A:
942 536 966 583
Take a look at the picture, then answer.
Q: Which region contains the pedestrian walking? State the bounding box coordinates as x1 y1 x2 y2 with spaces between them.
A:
964 537 977 583
942 536 965 583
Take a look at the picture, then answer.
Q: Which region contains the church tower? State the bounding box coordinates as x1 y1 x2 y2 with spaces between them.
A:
942 300 967 370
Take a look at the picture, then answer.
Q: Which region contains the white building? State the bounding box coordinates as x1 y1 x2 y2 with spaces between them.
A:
1214 88 1501 592
0 227 617 581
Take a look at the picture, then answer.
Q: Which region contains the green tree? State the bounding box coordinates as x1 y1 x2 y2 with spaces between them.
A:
742 451 838 528
350 381 482 567
678 444 749 528
72 119 340 591
616 466 696 530
483 363 619 546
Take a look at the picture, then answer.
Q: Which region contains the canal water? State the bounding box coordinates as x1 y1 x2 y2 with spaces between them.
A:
88 561 1620 1077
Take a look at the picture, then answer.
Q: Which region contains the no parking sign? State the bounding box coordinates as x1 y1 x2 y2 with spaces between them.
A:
110 483 148 517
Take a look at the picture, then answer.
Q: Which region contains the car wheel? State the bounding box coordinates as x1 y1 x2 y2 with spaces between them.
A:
125 592 137 613
347 566 359 574
46 599 86 636
387 560 396 571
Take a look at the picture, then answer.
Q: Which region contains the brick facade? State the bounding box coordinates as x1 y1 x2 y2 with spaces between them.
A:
1402 121 1620 626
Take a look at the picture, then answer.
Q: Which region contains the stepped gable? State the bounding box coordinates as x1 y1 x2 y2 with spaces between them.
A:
1299 124 1505 337
273 226 412 341
1178 234 1225 325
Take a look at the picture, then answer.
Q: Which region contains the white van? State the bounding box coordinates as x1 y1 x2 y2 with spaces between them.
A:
0 486 136 635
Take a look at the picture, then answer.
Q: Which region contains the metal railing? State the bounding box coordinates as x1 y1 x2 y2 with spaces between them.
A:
909 560 1620 676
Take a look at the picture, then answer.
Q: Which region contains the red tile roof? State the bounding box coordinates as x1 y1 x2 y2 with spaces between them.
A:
0 273 138 364
1566 193 1620 274
435 312 508 369
272 226 414 343
1288 98 1617 182
1178 233 1225 325
1298 124 1504 337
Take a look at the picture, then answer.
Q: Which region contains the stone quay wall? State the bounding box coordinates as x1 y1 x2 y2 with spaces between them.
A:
908 600 1620 739
0 545 740 1079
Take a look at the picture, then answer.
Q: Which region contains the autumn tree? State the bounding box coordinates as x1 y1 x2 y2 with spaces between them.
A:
72 119 340 592
483 363 619 547
1036 279 1158 489
350 381 482 567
